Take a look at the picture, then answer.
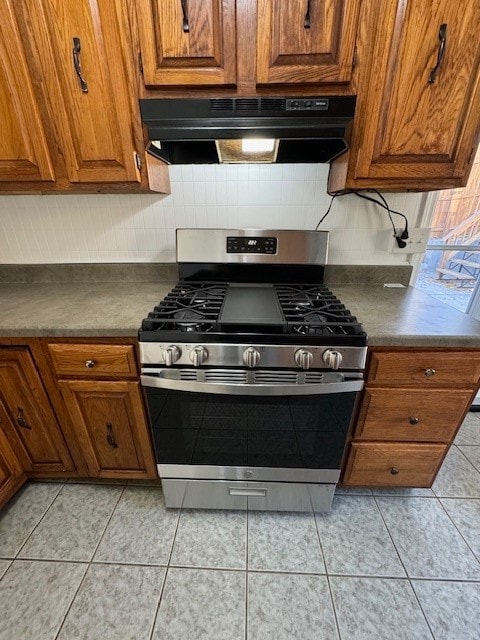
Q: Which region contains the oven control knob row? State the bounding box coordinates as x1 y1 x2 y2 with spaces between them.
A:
190 346 208 367
163 345 181 366
322 349 343 370
295 349 313 370
243 347 261 369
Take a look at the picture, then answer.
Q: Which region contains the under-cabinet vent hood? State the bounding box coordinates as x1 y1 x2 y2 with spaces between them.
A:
140 96 355 164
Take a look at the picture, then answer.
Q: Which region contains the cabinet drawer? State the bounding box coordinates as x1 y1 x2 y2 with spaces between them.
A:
368 351 480 387
48 344 137 378
344 442 446 487
356 388 472 442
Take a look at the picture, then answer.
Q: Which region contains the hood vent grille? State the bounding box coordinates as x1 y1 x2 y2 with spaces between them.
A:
209 98 286 112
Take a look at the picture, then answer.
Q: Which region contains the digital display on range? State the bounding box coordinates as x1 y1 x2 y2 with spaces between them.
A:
226 236 277 254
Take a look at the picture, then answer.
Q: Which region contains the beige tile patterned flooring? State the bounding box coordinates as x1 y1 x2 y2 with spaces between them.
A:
0 413 480 639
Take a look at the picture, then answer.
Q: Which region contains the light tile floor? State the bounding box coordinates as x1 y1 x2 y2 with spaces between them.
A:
0 413 479 639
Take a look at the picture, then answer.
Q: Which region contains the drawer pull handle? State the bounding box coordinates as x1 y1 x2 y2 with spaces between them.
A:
424 368 436 377
72 37 88 93
16 407 31 430
304 0 311 29
428 23 447 84
180 0 189 33
390 467 399 475
85 360 96 368
106 423 118 449
409 416 420 425
229 488 267 497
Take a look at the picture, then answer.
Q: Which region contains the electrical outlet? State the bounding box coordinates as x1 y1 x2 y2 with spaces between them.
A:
390 227 430 253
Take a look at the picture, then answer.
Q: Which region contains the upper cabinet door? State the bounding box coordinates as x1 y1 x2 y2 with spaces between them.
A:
342 0 480 189
0 1 54 183
256 0 361 86
20 0 141 184
137 0 236 87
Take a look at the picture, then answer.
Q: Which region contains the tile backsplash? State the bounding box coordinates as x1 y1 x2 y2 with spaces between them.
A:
0 164 426 265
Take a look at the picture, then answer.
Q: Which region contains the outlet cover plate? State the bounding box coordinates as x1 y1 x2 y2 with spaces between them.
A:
390 227 430 253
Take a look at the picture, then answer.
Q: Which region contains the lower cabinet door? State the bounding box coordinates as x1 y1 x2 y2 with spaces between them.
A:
59 380 156 479
0 423 27 509
0 348 75 475
343 442 447 487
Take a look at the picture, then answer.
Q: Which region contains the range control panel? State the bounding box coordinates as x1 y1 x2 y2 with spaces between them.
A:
226 236 277 254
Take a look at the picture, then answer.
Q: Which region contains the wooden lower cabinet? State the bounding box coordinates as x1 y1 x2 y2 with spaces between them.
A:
59 379 156 479
0 420 27 509
342 348 480 488
344 442 447 487
0 348 75 476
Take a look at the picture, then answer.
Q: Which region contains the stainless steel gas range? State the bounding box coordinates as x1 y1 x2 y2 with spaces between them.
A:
139 229 367 512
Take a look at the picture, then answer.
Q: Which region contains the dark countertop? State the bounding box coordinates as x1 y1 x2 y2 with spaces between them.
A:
0 280 479 346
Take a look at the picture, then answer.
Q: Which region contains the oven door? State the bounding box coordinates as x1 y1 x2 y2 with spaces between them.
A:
141 369 363 484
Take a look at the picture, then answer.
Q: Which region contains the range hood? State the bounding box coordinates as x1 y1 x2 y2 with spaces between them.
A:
140 96 355 165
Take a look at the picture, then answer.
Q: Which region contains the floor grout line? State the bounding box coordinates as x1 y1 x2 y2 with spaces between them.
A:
371 494 410 579
147 503 182 640
13 481 64 560
52 485 126 640
244 508 249 640
436 498 480 566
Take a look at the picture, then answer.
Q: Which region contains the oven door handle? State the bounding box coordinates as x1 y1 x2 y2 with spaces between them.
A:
140 374 363 396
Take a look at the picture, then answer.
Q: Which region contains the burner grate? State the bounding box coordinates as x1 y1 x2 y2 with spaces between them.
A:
141 283 227 332
275 284 365 337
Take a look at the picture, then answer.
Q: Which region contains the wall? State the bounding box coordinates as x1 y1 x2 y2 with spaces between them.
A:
0 164 426 264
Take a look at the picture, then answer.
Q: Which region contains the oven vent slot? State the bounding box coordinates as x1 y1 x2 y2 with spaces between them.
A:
203 370 248 383
254 371 299 384
304 372 326 383
179 370 198 380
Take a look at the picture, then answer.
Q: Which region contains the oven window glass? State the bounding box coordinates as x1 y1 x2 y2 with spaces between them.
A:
145 389 358 469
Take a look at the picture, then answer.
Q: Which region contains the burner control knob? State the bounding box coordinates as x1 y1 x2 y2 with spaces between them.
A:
163 345 181 367
295 349 313 370
190 346 208 367
323 349 343 370
243 347 261 369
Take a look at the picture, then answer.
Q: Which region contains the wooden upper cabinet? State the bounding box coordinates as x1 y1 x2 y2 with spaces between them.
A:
19 0 141 184
0 349 75 475
137 0 237 87
330 0 480 191
0 1 54 183
256 0 361 86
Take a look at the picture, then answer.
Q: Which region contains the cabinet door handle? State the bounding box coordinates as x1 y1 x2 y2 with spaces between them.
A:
409 416 420 425
304 0 311 29
72 37 89 93
180 0 189 33
424 368 436 378
428 23 447 84
106 423 119 448
390 467 399 475
16 407 31 430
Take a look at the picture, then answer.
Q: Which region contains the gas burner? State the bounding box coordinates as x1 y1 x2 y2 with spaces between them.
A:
173 309 204 322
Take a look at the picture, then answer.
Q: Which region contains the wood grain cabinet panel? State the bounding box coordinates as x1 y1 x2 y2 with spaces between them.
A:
0 1 54 183
344 442 447 487
59 380 156 479
256 0 361 86
137 0 236 87
329 0 480 191
356 388 472 443
0 348 75 475
48 344 137 378
368 351 480 387
343 348 480 488
18 0 141 184
0 418 27 510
